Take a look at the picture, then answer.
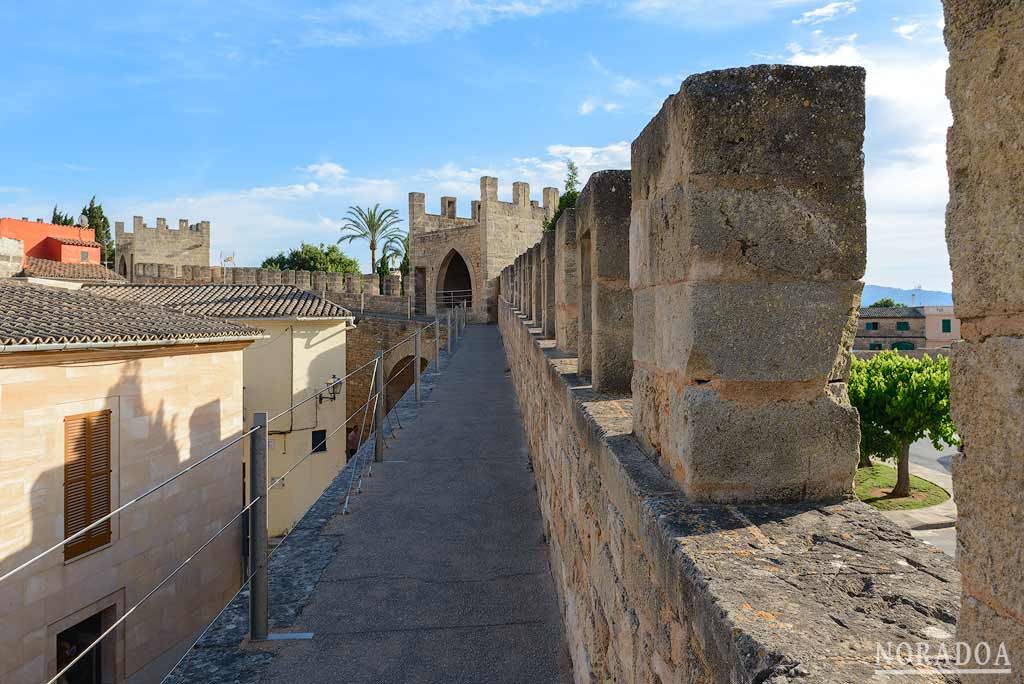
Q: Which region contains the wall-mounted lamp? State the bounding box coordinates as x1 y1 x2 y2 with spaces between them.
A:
319 374 341 404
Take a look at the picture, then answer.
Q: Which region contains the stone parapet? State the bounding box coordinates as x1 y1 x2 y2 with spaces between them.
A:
945 2 1024 675
554 209 578 353
499 301 958 683
541 231 555 339
630 65 865 502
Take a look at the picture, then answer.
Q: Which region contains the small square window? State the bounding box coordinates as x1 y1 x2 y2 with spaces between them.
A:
866 321 879 331
942 319 952 333
312 429 327 453
896 321 910 331
80 250 90 262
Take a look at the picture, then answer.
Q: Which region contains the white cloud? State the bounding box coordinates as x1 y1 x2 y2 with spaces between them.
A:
304 162 349 181
579 98 597 115
787 31 952 290
305 0 580 45
625 0 816 26
603 102 622 112
578 97 621 115
792 1 857 26
894 22 922 40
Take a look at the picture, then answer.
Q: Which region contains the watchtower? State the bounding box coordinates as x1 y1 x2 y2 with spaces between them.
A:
114 217 211 281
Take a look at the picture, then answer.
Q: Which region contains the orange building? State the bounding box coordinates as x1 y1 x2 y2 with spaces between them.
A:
0 217 101 265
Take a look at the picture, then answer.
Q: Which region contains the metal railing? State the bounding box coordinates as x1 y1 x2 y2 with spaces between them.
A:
0 314 473 684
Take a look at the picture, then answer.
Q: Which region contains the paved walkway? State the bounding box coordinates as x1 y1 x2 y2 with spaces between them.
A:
880 440 958 557
259 325 570 683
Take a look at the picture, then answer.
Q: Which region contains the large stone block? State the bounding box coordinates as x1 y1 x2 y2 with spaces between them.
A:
945 1 1024 322
542 231 556 339
951 337 1024 623
532 243 543 325
644 380 859 502
555 209 579 353
632 183 865 289
577 170 633 394
646 280 860 384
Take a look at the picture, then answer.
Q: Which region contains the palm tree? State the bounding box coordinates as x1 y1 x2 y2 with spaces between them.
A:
382 233 410 295
337 204 402 275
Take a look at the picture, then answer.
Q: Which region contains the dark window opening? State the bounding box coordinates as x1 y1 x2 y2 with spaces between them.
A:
312 429 327 453
892 341 915 351
869 343 883 350
896 321 910 331
942 319 952 333
57 612 105 684
865 321 879 330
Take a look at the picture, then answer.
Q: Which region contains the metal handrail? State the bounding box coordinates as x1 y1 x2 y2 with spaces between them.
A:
47 496 261 684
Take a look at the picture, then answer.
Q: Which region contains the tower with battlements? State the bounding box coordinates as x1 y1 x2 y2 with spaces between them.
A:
409 177 557 323
114 216 210 281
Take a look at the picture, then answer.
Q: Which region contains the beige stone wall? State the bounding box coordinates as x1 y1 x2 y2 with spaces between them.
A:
239 319 349 537
0 236 23 277
554 209 579 353
945 2 1024 677
0 345 246 683
115 217 210 280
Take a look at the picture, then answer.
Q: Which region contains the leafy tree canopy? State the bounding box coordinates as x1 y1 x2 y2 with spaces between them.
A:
261 242 360 274
51 206 75 226
868 297 905 308
81 196 113 263
848 352 958 496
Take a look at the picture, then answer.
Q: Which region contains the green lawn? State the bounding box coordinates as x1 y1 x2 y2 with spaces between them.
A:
855 464 950 511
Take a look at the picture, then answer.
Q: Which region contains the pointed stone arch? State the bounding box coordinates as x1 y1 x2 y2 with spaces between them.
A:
435 248 473 310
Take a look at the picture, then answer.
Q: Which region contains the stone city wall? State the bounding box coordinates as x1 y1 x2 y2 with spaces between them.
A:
0 237 23 278
499 64 960 683
945 1 1024 677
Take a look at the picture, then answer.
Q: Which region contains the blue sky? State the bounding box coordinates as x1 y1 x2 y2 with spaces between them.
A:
0 1 951 289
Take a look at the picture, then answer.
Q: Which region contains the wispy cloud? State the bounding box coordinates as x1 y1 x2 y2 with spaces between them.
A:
304 162 349 181
578 97 621 115
894 21 922 40
792 1 857 26
625 0 816 27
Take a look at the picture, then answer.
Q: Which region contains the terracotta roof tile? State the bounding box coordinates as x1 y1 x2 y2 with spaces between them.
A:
20 257 125 282
50 237 102 248
859 306 925 319
82 283 352 320
0 281 262 348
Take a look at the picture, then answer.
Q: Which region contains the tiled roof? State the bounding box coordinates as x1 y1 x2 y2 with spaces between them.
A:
859 306 925 319
83 284 353 320
20 257 125 282
51 237 102 248
0 281 262 348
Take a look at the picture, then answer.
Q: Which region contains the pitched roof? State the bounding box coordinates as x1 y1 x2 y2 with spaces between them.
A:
50 236 102 248
859 306 925 319
82 283 353 320
0 281 262 349
20 257 125 282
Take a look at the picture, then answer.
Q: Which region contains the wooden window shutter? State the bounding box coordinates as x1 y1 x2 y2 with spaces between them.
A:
64 410 112 560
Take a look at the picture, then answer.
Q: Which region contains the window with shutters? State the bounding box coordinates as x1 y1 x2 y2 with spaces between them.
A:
64 410 112 560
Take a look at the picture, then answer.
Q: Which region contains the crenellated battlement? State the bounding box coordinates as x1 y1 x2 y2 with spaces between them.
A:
408 176 558 235
115 216 211 239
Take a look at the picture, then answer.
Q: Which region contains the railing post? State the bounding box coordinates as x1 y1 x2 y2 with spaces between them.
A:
414 327 422 402
434 315 441 371
447 311 453 354
249 412 269 641
374 351 384 462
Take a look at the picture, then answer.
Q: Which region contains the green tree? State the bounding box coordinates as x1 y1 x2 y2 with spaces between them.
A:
382 233 410 295
543 159 581 231
337 204 402 276
261 242 360 274
81 196 113 264
51 206 75 226
848 352 958 497
868 297 903 308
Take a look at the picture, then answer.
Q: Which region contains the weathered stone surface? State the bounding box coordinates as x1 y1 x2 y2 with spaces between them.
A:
577 226 593 378
636 280 860 384
554 209 578 353
532 243 543 325
578 170 633 394
542 230 555 339
632 183 865 288
951 337 1024 657
945 1 1024 322
500 305 959 684
0 237 22 278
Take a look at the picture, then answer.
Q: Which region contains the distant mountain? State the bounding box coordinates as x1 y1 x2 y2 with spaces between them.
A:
862 284 953 307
